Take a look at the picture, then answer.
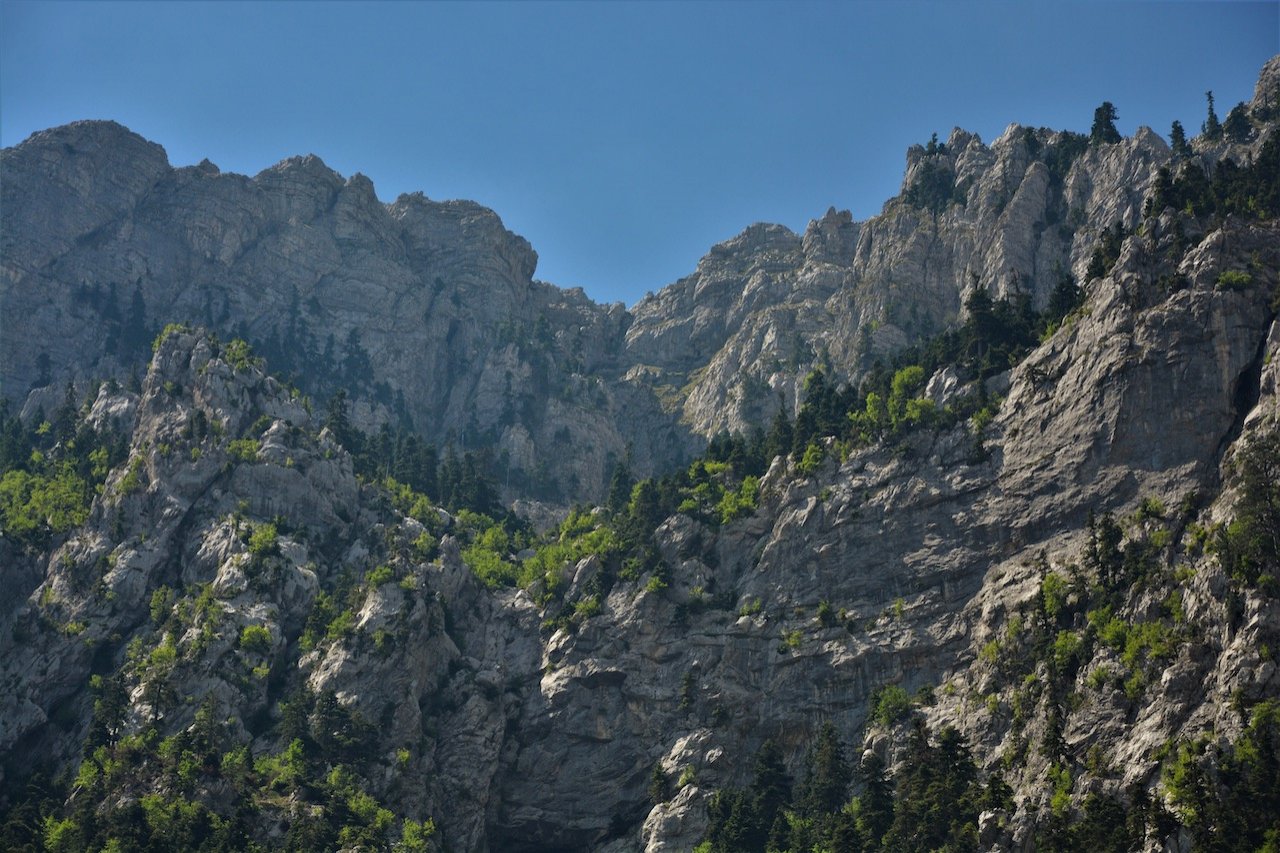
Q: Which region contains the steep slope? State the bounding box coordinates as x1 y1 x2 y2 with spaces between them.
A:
8 62 1275 508
625 124 1177 438
0 126 695 502
2 208 1275 852
2 55 1278 853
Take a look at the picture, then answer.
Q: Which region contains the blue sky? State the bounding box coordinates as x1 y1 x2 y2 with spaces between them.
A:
2 2 1276 305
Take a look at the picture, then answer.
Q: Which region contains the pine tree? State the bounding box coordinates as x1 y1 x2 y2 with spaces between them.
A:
606 460 634 516
1090 101 1121 145
1202 90 1222 140
1223 101 1253 144
1169 120 1191 157
797 721 853 844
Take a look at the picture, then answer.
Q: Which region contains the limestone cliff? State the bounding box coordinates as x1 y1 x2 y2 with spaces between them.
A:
8 63 1275 506
0 125 695 503
1 55 1278 853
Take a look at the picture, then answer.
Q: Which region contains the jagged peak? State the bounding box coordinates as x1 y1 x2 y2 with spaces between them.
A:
1252 54 1280 115
4 118 165 159
702 221 800 260
255 152 343 185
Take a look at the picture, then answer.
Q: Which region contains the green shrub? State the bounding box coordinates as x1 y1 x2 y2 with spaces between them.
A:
247 522 278 556
716 475 760 524
227 438 260 463
796 442 826 477
222 338 258 371
464 543 519 588
870 684 912 726
238 624 272 655
152 323 191 353
366 565 394 587
1215 269 1252 290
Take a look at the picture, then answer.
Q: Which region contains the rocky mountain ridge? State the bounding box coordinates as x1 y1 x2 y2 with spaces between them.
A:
8 59 1276 506
1 56 1278 853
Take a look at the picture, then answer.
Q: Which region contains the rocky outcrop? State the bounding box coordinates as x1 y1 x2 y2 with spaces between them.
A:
0 123 697 503
2 82 1243 504
2 55 1278 853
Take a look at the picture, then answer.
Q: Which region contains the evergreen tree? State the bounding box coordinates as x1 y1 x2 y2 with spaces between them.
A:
607 460 635 516
324 390 356 451
1202 90 1222 140
1169 120 1191 157
1090 102 1121 145
764 403 793 464
748 739 793 852
855 752 894 847
797 721 853 841
1046 274 1083 325
1223 101 1253 144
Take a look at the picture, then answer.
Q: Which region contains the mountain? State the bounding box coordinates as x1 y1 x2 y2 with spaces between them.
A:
1 56 1278 853
6 67 1263 509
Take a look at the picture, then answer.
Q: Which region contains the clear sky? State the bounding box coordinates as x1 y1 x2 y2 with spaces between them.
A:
1 2 1276 305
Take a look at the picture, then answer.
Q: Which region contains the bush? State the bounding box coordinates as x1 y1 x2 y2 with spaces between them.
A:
717 475 760 524
1216 270 1253 291
152 323 191 353
464 543 519 588
222 338 258 371
870 684 912 727
227 438 260 463
238 624 272 655
247 522 278 556
366 565 394 587
796 442 826 477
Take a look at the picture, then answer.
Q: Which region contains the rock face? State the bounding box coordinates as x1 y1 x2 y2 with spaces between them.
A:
7 73 1261 504
1 54 1278 853
0 123 696 503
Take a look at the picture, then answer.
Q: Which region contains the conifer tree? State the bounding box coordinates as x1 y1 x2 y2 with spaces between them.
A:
1090 101 1121 145
1202 90 1223 140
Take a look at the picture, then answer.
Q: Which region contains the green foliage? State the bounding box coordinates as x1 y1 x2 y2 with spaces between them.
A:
1041 571 1069 624
226 438 260 463
883 721 982 852
870 684 912 727
463 539 519 588
1146 131 1280 221
1211 428 1280 593
0 400 125 546
795 441 825 477
1223 100 1254 144
0 466 90 541
365 564 394 587
1170 120 1191 157
237 624 272 655
1052 630 1084 675
1165 701 1280 851
152 322 191 353
1202 90 1222 141
716 474 759 524
1090 101 1121 146
1216 269 1253 291
905 159 966 213
118 453 145 495
396 818 437 852
703 739 792 853
246 521 278 556
649 762 671 804
816 599 835 628
221 338 258 372
1086 221 1127 282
